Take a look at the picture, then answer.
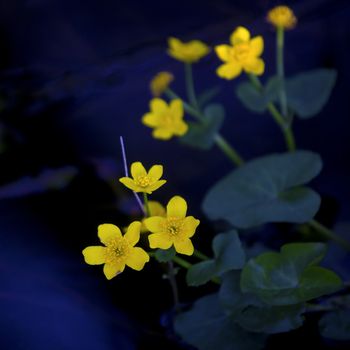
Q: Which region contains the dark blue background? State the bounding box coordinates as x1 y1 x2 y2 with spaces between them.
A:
0 0 350 349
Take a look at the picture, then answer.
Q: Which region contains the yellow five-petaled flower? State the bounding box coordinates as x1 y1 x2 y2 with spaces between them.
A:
267 5 297 30
144 196 200 256
119 161 166 194
82 222 150 280
215 26 264 80
167 37 210 63
142 98 188 140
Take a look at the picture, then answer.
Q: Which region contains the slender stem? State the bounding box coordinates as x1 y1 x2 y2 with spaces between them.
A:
309 220 350 252
173 255 192 269
167 261 180 312
193 249 210 261
247 75 296 152
185 63 199 110
143 193 150 217
165 88 245 167
119 136 145 214
214 134 244 166
276 26 288 117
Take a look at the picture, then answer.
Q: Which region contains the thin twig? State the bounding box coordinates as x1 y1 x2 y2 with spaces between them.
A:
119 136 145 214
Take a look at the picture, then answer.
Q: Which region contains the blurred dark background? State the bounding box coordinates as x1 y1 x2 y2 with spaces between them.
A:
1 0 350 349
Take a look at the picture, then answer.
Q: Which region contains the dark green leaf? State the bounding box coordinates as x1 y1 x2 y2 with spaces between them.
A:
180 103 225 150
240 243 342 305
213 231 246 272
154 247 176 263
286 69 337 118
235 76 282 113
202 151 322 228
220 271 305 334
186 260 217 286
319 310 350 340
174 294 266 350
186 230 245 286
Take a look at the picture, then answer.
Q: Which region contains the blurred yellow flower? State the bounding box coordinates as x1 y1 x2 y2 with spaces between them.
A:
167 37 210 63
82 222 149 280
144 196 200 256
142 98 188 140
215 26 264 79
267 5 297 29
150 71 174 97
119 161 166 194
141 201 166 232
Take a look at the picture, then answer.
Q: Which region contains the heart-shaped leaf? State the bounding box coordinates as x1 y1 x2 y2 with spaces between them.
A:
240 243 342 305
202 151 322 228
186 230 245 286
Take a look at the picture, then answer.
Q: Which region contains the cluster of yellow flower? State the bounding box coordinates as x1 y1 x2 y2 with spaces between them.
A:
142 5 296 140
83 162 200 279
82 5 296 280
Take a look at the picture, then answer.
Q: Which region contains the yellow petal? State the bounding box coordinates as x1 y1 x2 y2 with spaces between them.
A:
173 120 188 136
169 99 184 120
144 216 166 232
230 26 250 45
148 201 166 217
148 165 163 181
103 262 125 280
216 62 242 80
82 246 106 265
250 36 264 57
145 180 167 194
142 112 161 127
182 216 200 238
174 239 194 255
167 196 187 218
153 128 173 140
150 98 168 114
119 177 138 191
148 233 173 249
131 161 147 179
98 224 122 245
243 58 265 75
125 247 150 271
124 221 141 246
215 45 232 62
168 37 183 50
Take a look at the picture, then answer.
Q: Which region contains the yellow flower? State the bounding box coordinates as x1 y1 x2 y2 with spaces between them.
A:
267 5 297 30
142 98 188 140
141 201 166 233
144 196 200 256
167 37 210 63
82 222 149 280
150 72 174 97
119 161 166 194
215 26 264 80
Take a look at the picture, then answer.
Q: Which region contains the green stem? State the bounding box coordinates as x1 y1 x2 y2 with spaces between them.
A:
276 26 288 117
165 88 245 167
185 63 199 110
309 219 350 252
167 261 180 311
214 134 244 166
173 255 192 269
248 74 296 152
193 249 210 261
143 193 150 217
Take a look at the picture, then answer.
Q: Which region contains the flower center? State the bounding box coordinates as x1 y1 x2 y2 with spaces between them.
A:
136 175 153 187
233 43 250 62
165 217 184 237
105 237 130 263
160 113 174 127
